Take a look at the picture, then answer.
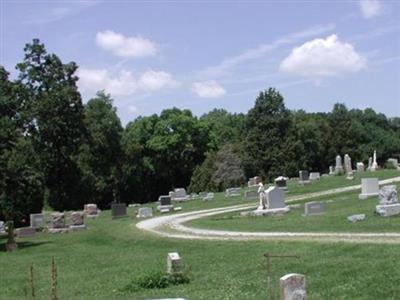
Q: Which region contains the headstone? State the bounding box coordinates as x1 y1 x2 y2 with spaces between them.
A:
51 212 65 228
111 203 127 219
16 227 36 238
244 190 258 200
274 176 288 189
358 178 379 199
375 185 400 217
70 212 86 231
0 221 5 234
30 213 45 228
49 212 69 234
173 206 182 211
356 162 365 172
370 150 378 171
367 157 372 170
203 193 214 201
167 252 181 274
71 212 84 225
309 172 320 181
171 188 189 202
347 214 365 223
298 171 309 183
344 154 352 174
157 195 174 211
84 203 99 218
335 155 344 174
266 186 286 209
225 187 241 197
329 166 334 175
137 207 153 218
304 201 325 216
280 273 307 300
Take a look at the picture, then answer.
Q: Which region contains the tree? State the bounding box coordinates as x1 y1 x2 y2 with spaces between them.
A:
188 151 217 193
121 108 208 203
0 66 44 227
211 144 245 191
16 39 86 211
244 88 294 181
77 91 123 208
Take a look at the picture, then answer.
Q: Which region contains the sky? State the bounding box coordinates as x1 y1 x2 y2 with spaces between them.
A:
1 0 400 125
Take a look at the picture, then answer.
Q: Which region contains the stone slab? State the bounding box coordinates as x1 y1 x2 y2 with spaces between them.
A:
375 204 400 217
69 224 87 232
241 207 290 217
16 227 36 238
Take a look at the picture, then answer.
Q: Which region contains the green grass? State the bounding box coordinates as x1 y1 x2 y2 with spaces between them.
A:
1 170 400 299
189 183 400 233
285 169 400 196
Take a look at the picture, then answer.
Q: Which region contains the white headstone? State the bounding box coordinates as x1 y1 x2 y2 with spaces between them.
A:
167 252 181 274
280 273 307 300
359 178 379 199
30 213 45 228
137 207 153 218
304 201 325 216
356 162 364 172
309 172 320 181
335 155 343 174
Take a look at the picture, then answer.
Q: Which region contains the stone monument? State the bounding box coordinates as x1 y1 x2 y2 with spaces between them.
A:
358 178 379 199
30 213 45 228
370 150 378 171
167 252 182 274
137 207 153 218
335 155 344 175
376 185 400 217
356 162 365 172
280 273 307 300
304 202 325 216
70 212 86 231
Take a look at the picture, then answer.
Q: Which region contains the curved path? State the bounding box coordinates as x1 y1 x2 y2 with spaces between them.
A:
137 177 400 243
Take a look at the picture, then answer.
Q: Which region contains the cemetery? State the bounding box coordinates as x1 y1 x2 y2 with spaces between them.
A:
1 2 400 298
1 169 400 299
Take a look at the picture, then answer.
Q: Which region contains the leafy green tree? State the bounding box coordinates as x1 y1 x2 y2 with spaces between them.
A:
0 66 44 226
199 109 246 151
244 88 294 181
121 108 208 203
188 151 217 193
16 39 86 211
77 91 123 208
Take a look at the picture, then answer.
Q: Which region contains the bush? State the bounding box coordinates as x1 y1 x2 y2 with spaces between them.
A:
122 270 191 293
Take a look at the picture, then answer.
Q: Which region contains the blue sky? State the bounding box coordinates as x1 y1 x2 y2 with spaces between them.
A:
2 0 399 124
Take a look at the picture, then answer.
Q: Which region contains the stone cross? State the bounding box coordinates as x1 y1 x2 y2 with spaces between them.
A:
280 273 307 300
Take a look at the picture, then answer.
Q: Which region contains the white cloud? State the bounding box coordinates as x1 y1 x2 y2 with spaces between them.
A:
77 68 178 97
138 70 179 91
359 0 383 19
279 34 366 78
96 30 157 58
197 23 336 79
191 81 226 98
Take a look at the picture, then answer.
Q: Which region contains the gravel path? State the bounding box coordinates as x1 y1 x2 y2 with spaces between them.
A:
136 177 400 243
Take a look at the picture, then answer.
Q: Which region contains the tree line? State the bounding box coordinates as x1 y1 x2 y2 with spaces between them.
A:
1 40 400 226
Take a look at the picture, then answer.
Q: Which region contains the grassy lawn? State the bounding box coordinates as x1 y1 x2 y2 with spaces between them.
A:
1 212 400 299
1 170 400 299
189 183 400 233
